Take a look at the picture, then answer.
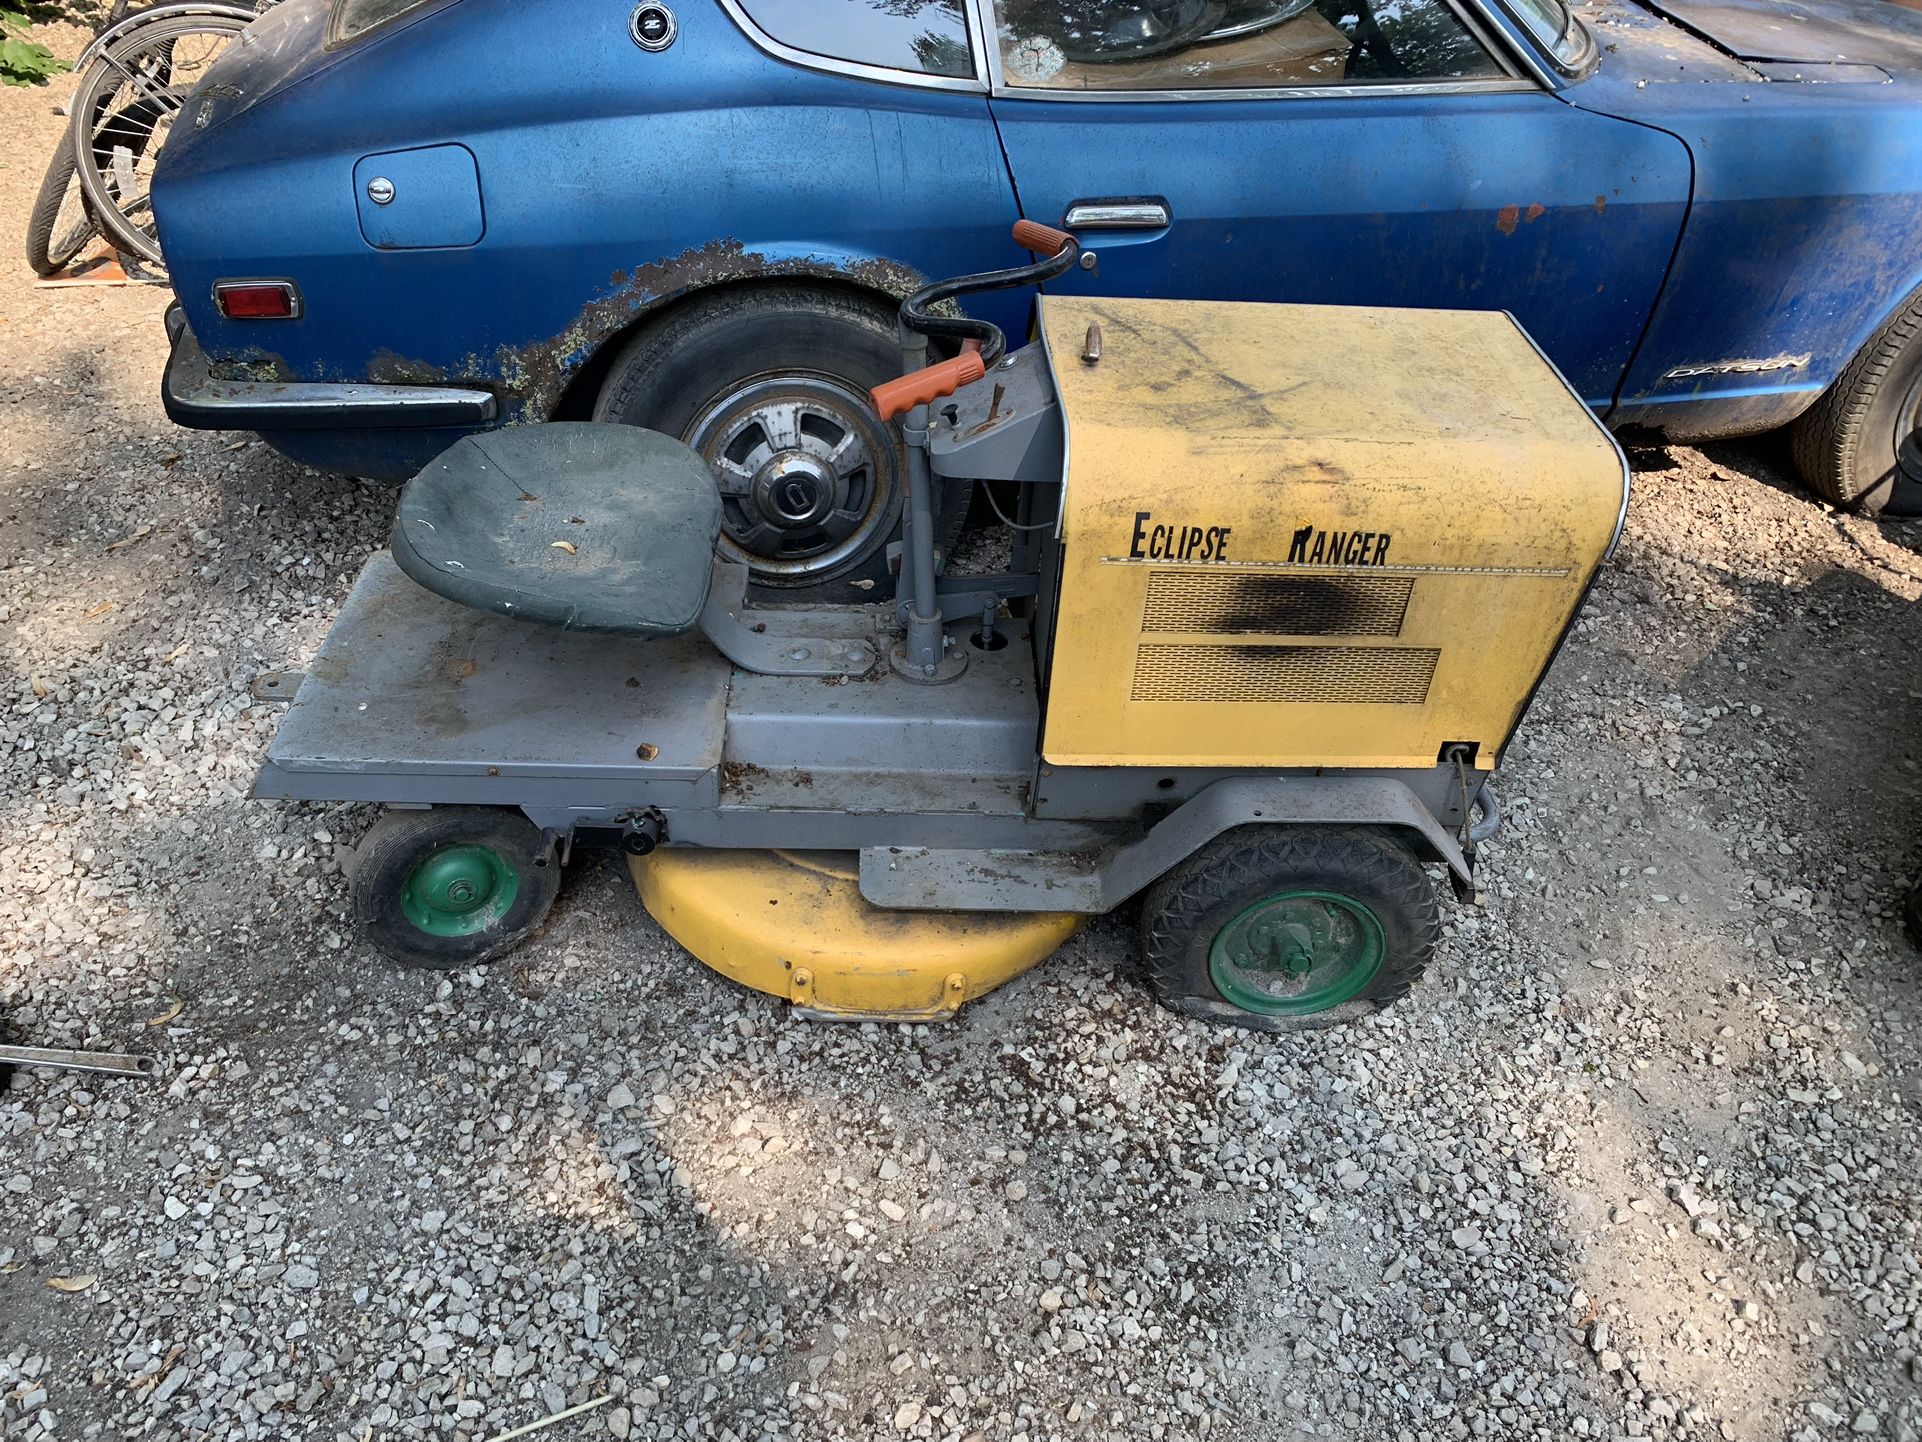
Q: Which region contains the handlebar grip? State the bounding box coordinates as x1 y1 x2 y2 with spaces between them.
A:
869 352 987 421
1012 219 1074 255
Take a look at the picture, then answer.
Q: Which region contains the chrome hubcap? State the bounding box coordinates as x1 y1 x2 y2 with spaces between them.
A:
687 375 898 582
756 451 837 528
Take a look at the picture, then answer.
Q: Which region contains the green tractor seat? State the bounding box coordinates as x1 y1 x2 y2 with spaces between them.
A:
391 423 723 637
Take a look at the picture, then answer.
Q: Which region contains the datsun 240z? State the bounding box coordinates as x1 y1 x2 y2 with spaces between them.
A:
156 0 1922 592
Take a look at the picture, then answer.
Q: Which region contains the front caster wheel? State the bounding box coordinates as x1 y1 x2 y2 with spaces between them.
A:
351 807 560 970
1140 825 1440 1031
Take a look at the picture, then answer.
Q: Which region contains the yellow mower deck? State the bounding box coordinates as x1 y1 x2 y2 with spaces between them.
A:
631 849 1082 1021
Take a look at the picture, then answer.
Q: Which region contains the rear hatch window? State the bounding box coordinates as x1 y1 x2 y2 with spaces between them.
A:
328 0 457 47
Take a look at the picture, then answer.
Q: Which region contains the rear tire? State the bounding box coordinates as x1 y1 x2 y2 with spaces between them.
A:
1904 877 1921 950
593 284 970 598
1140 825 1440 1030
350 808 560 970
1790 287 1922 516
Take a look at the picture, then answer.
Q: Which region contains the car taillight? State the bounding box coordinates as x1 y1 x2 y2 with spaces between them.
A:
214 281 301 320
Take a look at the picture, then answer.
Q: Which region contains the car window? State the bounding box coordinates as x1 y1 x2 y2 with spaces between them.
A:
1497 0 1587 68
733 0 974 77
991 0 1503 89
326 0 448 47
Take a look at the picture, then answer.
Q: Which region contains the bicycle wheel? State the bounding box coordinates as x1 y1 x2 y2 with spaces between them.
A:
25 143 96 278
68 8 253 267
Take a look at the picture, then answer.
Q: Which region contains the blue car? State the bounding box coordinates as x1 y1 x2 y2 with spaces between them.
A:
157 0 1922 591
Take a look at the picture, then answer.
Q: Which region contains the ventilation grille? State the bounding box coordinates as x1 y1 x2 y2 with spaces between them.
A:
1143 571 1413 636
1131 644 1440 704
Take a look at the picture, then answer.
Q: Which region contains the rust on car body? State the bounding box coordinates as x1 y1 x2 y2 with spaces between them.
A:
206 239 931 424
496 239 931 421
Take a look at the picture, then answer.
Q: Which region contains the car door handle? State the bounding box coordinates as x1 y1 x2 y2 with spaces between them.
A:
1062 199 1171 231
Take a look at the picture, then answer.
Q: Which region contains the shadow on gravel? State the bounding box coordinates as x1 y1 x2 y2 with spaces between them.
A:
1498 526 1921 1438
3 341 389 551
1694 434 1804 501
1874 517 1922 563
0 804 802 1437
1689 562 1921 875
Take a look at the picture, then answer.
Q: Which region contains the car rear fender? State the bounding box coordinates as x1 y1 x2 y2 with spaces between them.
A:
156 0 1026 428
1607 155 1922 439
538 243 1030 422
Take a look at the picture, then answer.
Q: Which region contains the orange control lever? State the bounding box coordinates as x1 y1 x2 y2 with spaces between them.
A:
1012 219 1074 255
869 352 986 421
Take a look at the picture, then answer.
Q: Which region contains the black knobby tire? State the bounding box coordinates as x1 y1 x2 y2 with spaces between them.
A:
350 807 561 970
1904 878 1921 951
1140 825 1441 1031
25 142 94 278
1790 285 1922 516
592 284 971 598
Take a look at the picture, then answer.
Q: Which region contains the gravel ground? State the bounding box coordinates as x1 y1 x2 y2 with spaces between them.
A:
5 52 1922 1442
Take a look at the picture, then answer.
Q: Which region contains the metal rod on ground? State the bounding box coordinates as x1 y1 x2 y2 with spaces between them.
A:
477 1394 614 1442
0 1045 158 1079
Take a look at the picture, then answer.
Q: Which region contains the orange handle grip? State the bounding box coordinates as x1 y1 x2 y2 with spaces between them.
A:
869 352 986 421
1013 219 1074 255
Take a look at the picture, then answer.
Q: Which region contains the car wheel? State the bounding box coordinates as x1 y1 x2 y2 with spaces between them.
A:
593 284 969 597
1790 287 1922 517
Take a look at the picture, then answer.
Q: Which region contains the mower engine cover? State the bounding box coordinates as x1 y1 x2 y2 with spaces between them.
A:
1038 296 1625 772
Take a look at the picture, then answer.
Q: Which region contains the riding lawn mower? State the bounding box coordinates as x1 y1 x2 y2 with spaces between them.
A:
251 221 1626 1029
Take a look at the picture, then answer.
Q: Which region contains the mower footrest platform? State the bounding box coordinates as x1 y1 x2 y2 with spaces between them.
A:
256 552 728 806
857 777 1476 911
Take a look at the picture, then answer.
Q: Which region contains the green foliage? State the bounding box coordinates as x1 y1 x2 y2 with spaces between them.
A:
1 5 67 87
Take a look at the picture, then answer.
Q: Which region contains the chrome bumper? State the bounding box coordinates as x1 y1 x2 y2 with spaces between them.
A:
161 305 499 431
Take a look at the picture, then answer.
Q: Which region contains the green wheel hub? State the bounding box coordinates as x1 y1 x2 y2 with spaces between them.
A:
400 844 519 937
1207 889 1385 1016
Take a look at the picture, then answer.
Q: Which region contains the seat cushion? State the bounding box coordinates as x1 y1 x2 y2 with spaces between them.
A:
391 423 723 636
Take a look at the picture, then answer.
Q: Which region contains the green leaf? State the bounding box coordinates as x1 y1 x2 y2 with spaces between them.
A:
0 11 65 86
